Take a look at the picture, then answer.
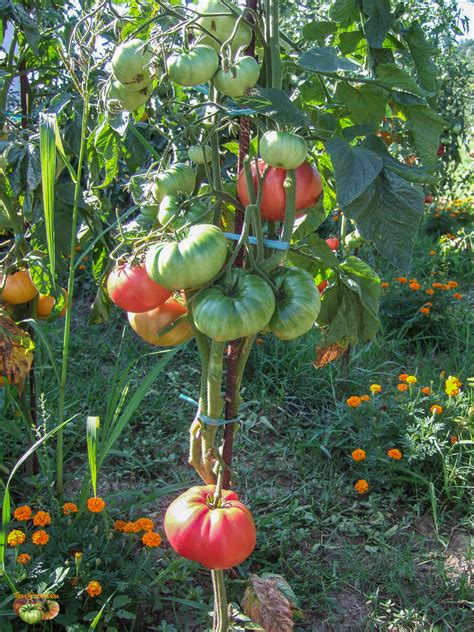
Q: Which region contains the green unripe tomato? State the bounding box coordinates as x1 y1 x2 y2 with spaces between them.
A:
267 267 320 340
214 56 260 97
107 81 151 112
19 604 43 625
344 229 365 250
168 45 219 87
260 131 307 169
196 0 252 54
193 269 275 341
188 144 213 164
158 195 211 229
111 39 153 92
152 164 196 202
145 224 227 290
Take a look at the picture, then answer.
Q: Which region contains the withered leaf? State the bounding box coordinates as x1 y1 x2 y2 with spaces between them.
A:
242 574 294 632
0 313 34 392
313 341 349 368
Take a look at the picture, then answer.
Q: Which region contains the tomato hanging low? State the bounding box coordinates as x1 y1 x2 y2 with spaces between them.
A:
168 45 219 87
111 39 153 92
188 145 212 164
214 56 260 97
37 289 68 319
267 267 320 340
260 131 307 170
237 159 323 221
107 263 171 313
107 80 151 112
164 485 257 570
145 224 227 290
0 270 38 305
127 298 193 346
193 268 275 341
152 163 196 202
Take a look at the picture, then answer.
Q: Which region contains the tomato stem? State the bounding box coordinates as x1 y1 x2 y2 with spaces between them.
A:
211 569 229 631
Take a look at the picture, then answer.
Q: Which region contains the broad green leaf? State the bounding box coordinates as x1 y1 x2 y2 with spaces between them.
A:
292 196 327 242
298 46 361 74
401 103 445 165
338 30 365 55
237 88 308 127
325 138 383 208
289 233 338 275
39 113 57 285
375 63 428 97
303 21 338 41
362 0 392 48
334 82 388 128
329 0 358 23
404 23 438 107
344 168 424 270
94 122 119 188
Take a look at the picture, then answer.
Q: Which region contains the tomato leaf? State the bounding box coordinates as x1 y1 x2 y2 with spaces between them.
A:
334 82 388 128
237 88 308 128
375 63 429 97
329 0 359 23
298 46 361 73
302 21 338 42
403 23 438 107
362 0 393 48
400 102 445 165
242 575 294 632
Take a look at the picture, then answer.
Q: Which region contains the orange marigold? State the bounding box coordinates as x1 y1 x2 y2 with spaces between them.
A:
123 521 141 533
7 530 26 547
394 277 407 284
441 284 451 290
432 282 443 288
114 520 127 532
447 281 458 289
380 282 390 289
409 282 421 291
16 553 31 565
86 581 102 598
369 384 382 393
87 497 106 513
32 530 49 545
360 394 371 401
351 449 366 462
406 375 417 384
135 518 154 533
63 502 78 516
33 510 51 527
425 288 435 296
346 396 362 408
429 250 437 256
397 383 409 392
354 479 369 495
142 532 161 547
387 448 402 460
420 307 430 315
13 505 32 521
430 404 443 415
450 436 458 444
453 292 463 300
421 387 431 395
399 373 409 381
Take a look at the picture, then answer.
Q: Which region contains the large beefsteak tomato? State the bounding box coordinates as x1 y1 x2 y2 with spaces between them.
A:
164 485 256 570
0 270 38 305
107 263 171 313
128 298 193 346
237 159 322 221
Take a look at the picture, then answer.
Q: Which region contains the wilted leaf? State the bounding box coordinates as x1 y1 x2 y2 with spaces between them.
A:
0 313 34 392
242 575 294 632
314 341 349 368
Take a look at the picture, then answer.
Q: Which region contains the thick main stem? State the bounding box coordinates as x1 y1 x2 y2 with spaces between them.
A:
211 569 229 631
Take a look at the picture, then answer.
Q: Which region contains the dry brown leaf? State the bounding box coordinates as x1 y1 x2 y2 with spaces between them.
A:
313 342 348 368
242 575 294 632
0 313 34 392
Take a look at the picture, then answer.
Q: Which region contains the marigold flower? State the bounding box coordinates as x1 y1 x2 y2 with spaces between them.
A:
63 502 78 516
425 288 435 296
445 375 461 396
429 250 437 256
346 396 362 408
135 518 154 533
387 448 402 460
432 282 443 288
430 404 443 415
255 338 264 345
7 530 26 547
114 519 127 532
421 387 431 395
397 383 409 392
74 551 83 560
142 532 161 547
122 521 141 533
13 505 32 521
369 384 382 394
420 307 430 314
409 282 421 291
399 373 408 381
360 394 370 401
354 479 369 495
16 553 31 565
78 265 86 271
86 581 102 598
447 281 458 289
394 277 407 284
453 292 463 299
87 497 106 513
380 282 390 289
32 530 49 545
351 449 366 462
441 284 451 290
406 375 417 384
450 436 458 444
33 510 51 527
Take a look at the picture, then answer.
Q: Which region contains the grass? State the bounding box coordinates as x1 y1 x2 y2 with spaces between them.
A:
1 211 473 630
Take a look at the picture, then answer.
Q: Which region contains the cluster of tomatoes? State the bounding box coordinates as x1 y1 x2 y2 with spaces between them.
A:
0 270 66 319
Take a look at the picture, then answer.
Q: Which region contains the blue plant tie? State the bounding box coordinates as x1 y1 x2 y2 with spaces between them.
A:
224 232 290 251
179 394 239 426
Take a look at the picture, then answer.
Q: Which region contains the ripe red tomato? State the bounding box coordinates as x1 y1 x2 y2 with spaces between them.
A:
0 270 38 305
237 159 323 221
317 280 328 294
127 298 193 346
164 485 256 570
424 195 433 204
107 263 171 313
325 237 339 250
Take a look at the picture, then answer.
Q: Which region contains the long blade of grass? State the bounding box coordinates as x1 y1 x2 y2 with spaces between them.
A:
20 317 61 384
39 112 57 284
88 590 117 630
87 416 100 497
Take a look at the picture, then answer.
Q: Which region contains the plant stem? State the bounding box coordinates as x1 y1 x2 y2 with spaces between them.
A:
201 340 225 483
56 94 90 500
269 0 281 89
211 569 229 631
261 169 296 272
209 84 223 226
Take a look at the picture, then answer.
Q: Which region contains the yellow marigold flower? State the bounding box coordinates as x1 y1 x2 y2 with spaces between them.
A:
447 281 458 289
87 497 106 513
399 373 408 381
397 383 409 392
32 530 49 545
7 530 26 547
13 505 32 521
16 553 31 565
380 282 390 289
421 387 431 395
354 479 369 495
394 276 407 284
351 449 366 462
114 519 127 532
429 250 437 256
409 282 421 291
360 394 371 401
135 518 154 533
450 436 458 444
346 396 362 408
74 551 83 560
369 384 382 393
123 521 141 533
387 448 402 460
430 405 443 415
86 580 102 598
453 292 463 299
425 288 435 296
420 307 430 315
142 532 161 547
406 375 417 384
445 376 461 397
33 510 51 527
63 502 78 516
432 282 443 288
